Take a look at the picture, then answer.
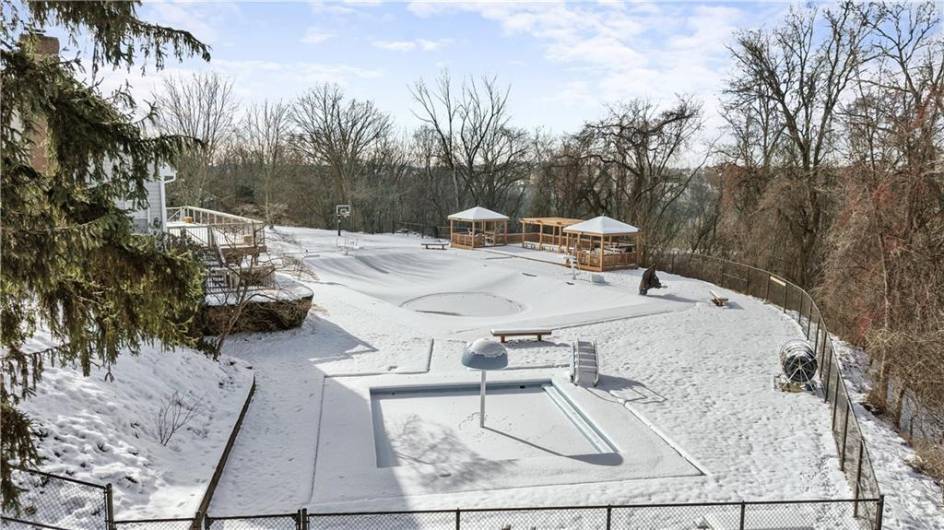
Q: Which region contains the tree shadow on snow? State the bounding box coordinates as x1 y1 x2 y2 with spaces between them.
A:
652 293 700 304
223 312 378 363
482 427 623 466
388 414 507 488
595 374 667 404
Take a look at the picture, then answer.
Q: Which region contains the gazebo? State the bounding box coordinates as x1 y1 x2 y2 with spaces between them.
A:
519 217 583 252
563 216 643 272
448 207 509 249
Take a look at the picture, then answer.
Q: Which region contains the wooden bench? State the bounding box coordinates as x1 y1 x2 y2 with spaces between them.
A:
490 328 552 343
709 289 729 307
422 242 448 250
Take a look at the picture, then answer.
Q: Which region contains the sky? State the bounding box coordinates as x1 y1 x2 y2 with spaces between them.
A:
52 1 793 137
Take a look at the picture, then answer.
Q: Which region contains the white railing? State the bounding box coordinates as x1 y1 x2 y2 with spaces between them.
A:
166 206 266 251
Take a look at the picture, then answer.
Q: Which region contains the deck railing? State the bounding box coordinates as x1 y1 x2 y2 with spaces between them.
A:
166 206 266 252
449 232 521 248
522 232 568 250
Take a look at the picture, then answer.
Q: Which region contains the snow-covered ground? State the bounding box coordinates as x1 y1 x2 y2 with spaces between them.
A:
15 226 942 529
204 227 943 529
16 339 253 520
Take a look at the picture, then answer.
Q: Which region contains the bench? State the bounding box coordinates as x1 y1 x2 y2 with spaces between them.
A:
422 242 448 250
490 328 552 343
709 289 729 307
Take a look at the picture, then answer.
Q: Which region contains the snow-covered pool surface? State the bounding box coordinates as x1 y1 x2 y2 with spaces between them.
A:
371 380 612 467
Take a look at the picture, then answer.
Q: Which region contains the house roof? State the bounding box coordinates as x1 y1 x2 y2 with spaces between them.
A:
563 216 640 235
448 206 509 222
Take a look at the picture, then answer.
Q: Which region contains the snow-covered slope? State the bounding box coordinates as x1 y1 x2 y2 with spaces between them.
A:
834 341 944 529
19 341 252 519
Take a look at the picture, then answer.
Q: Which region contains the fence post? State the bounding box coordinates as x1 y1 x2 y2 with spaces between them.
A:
738 501 746 530
822 344 832 402
719 260 725 286
782 283 788 313
840 402 851 470
298 508 308 530
831 372 841 431
455 508 460 530
105 483 116 530
606 505 612 530
204 514 212 530
814 319 823 362
670 253 676 274
854 439 864 517
875 495 885 530
798 293 806 330
805 299 813 338
764 274 771 302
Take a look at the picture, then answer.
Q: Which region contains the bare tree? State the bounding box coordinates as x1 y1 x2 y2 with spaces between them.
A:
723 1 874 284
820 1 944 443
154 391 201 446
240 100 292 226
411 71 532 215
291 83 392 211
154 72 237 206
546 97 706 250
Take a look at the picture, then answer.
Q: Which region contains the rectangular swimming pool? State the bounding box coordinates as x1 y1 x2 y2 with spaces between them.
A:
370 380 616 468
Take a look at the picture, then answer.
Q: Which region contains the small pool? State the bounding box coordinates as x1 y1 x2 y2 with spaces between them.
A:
370 380 615 467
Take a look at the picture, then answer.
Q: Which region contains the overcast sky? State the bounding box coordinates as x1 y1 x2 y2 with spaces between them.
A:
54 1 793 137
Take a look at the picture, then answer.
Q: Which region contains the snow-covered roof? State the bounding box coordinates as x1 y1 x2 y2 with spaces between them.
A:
563 216 639 235
448 206 509 221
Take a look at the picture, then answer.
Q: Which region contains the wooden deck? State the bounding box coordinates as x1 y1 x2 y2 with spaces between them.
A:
166 206 266 261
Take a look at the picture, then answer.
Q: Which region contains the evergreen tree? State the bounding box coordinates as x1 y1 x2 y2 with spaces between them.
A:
1 1 211 507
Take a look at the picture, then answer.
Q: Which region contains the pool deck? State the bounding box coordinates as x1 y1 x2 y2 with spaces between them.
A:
312 371 703 505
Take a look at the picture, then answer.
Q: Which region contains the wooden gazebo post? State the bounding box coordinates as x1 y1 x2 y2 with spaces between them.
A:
598 235 604 272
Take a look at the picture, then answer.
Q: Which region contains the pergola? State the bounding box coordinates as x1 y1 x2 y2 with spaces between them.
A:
563 216 643 272
519 217 583 252
448 206 510 249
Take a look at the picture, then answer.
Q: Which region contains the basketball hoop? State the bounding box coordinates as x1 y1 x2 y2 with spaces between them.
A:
336 204 351 236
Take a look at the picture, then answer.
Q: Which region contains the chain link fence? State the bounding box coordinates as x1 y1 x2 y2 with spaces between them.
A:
187 499 882 529
206 513 300 530
0 467 112 530
647 249 884 528
115 518 195 530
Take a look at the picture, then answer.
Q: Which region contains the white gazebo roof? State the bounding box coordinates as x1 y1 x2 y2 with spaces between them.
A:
563 216 639 236
448 206 509 222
